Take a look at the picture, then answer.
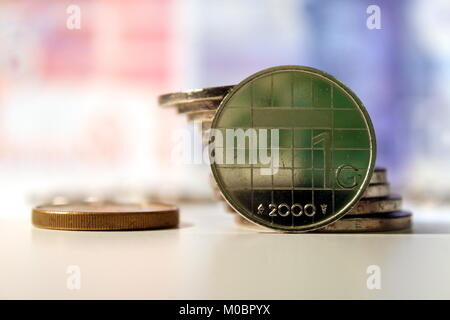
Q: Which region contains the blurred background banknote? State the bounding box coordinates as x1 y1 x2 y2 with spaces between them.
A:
0 0 449 218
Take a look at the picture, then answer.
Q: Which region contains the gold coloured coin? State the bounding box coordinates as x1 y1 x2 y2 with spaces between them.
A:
32 201 179 231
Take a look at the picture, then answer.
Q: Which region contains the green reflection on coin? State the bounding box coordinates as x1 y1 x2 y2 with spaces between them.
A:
210 66 376 232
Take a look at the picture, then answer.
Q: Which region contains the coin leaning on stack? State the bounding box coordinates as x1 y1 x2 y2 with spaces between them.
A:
159 66 412 232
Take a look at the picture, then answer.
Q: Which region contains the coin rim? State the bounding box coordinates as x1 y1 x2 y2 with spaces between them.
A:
362 183 390 198
210 65 377 232
371 167 387 184
158 85 234 106
32 202 179 231
186 110 216 122
348 196 402 215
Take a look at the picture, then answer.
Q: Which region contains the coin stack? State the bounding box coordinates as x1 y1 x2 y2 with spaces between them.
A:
230 168 411 233
159 66 412 233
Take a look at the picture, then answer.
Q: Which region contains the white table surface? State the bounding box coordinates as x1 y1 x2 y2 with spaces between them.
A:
1 201 450 299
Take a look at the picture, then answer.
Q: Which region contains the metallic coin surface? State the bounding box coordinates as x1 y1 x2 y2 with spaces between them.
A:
32 201 179 231
186 110 216 122
371 167 387 184
235 210 412 233
176 100 222 113
348 196 402 215
158 85 233 106
317 211 412 233
225 195 401 216
362 183 390 198
210 65 376 232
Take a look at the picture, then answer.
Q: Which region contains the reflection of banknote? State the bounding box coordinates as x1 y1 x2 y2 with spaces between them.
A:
0 1 181 182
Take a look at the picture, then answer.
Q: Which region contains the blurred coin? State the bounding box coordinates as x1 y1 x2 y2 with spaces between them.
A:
348 196 402 215
176 100 221 113
371 167 387 184
362 183 390 198
158 85 233 106
210 66 376 232
32 201 179 231
317 211 412 233
186 110 216 122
